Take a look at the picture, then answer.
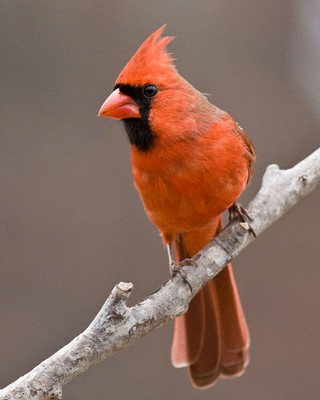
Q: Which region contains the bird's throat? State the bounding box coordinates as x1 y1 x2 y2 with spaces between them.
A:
123 117 156 152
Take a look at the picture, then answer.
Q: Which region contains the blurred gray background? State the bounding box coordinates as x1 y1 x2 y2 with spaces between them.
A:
1 1 319 399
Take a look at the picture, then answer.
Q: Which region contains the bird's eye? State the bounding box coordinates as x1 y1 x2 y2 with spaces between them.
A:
143 84 158 98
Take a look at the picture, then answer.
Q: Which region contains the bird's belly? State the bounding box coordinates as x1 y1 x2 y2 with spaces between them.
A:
133 169 243 235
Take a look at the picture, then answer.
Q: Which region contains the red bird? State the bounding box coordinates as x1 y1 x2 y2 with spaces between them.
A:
99 26 255 388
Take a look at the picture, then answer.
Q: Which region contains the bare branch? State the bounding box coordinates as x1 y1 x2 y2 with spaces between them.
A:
1 148 319 400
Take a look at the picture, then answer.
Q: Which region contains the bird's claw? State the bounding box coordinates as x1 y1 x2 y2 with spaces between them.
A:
169 258 197 292
228 201 256 237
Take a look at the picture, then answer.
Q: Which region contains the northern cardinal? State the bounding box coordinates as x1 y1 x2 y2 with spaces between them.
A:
98 26 255 389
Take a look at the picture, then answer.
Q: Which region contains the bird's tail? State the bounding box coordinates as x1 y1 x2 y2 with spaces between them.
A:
171 216 249 389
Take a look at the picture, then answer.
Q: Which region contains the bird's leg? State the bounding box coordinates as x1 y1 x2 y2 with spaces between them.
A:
166 243 196 292
228 201 256 237
166 243 175 269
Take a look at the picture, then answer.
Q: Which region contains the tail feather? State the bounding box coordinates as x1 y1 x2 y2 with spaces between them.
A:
171 233 206 367
171 291 206 367
189 282 222 388
170 219 249 388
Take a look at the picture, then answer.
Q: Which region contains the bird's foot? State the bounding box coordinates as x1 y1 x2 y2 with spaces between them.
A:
169 258 197 292
228 201 256 237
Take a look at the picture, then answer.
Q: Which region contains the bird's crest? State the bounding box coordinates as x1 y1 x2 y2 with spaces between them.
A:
116 26 178 87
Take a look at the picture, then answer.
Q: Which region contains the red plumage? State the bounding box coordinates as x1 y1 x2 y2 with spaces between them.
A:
99 26 255 388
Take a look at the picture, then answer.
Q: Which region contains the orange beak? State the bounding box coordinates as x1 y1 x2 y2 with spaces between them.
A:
98 88 141 120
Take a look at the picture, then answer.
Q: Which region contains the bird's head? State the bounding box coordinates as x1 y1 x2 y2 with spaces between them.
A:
98 26 216 151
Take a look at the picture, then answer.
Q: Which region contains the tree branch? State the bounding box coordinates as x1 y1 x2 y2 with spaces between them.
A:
1 148 319 400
